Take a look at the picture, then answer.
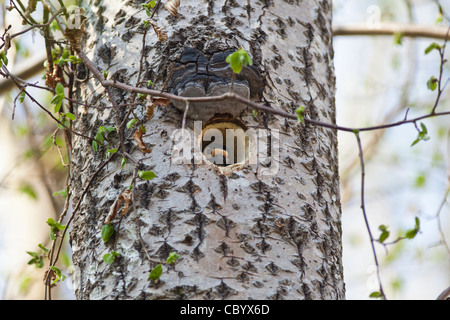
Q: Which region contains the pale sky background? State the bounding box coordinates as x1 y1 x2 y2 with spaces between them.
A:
0 0 449 299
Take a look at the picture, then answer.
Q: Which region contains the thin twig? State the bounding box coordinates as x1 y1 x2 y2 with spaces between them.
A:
434 186 450 255
355 131 386 299
431 27 450 114
8 8 63 39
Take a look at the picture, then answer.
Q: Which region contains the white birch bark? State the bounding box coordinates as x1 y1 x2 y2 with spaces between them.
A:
69 0 344 300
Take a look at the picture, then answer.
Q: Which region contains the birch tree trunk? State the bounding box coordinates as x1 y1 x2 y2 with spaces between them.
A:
69 0 344 300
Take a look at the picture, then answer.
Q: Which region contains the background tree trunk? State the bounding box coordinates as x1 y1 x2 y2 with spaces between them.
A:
70 0 344 300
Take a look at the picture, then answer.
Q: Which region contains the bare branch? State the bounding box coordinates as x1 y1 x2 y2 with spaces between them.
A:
333 23 450 40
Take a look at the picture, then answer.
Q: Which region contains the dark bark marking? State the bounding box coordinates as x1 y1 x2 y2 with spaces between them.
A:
155 242 177 261
216 216 236 237
206 0 214 16
114 9 127 25
265 261 280 275
219 174 228 203
212 280 238 299
176 178 202 213
236 271 249 282
227 257 240 267
214 241 233 256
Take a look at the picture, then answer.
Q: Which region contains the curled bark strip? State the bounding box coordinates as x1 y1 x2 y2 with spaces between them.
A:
133 126 152 153
105 189 132 224
147 97 170 120
150 96 171 107
147 103 155 120
148 19 168 42
165 0 181 17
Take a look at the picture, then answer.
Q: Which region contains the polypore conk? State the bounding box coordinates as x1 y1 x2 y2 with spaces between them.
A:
168 47 262 121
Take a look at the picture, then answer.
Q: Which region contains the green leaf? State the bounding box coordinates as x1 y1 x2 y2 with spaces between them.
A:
64 112 76 121
126 118 138 129
120 157 127 169
68 55 82 64
46 218 65 240
94 131 104 144
55 222 65 231
427 76 438 91
141 0 156 15
137 93 147 100
50 20 60 31
414 174 426 188
424 42 441 55
18 91 26 103
393 32 404 46
106 148 118 159
38 243 49 253
26 251 39 259
101 224 115 243
296 106 305 123
405 217 420 239
47 218 59 228
26 244 49 268
26 251 45 268
411 122 430 147
0 51 8 66
138 170 156 180
226 48 253 74
369 291 383 298
103 253 114 264
148 264 163 282
61 50 70 60
103 251 120 264
57 115 69 130
55 82 64 95
405 228 419 239
49 266 66 284
97 126 116 136
436 5 444 23
51 94 64 113
166 251 180 265
378 225 390 243
92 126 116 151
18 183 38 200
